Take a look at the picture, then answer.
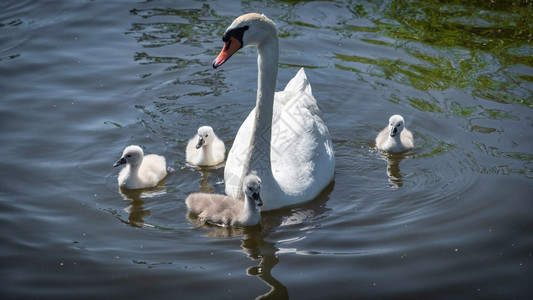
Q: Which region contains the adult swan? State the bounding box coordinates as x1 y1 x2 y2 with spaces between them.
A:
213 13 335 211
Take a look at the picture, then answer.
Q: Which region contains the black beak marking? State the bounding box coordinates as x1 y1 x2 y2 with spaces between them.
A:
113 157 126 167
196 137 204 149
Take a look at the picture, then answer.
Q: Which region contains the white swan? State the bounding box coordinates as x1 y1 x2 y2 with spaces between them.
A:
185 174 263 227
186 126 225 166
113 145 167 189
375 114 414 153
212 13 335 211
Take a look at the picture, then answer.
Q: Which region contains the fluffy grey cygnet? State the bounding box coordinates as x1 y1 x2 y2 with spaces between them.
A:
376 114 414 153
185 174 262 227
186 126 225 166
113 145 167 189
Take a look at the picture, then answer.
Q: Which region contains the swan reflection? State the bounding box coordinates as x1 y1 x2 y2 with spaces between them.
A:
185 163 226 194
117 185 166 227
386 154 404 188
242 232 289 300
197 168 219 194
185 182 332 299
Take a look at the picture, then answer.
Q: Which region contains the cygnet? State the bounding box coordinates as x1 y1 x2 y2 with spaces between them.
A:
113 145 167 189
376 114 414 153
185 174 262 227
186 126 225 166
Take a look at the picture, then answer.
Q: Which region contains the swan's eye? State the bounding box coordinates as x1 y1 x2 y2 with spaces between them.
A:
126 154 131 158
205 134 209 137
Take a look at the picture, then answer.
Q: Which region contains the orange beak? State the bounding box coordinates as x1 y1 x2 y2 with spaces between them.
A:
213 36 242 68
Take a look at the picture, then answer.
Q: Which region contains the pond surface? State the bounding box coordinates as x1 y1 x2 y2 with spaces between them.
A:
1 0 532 299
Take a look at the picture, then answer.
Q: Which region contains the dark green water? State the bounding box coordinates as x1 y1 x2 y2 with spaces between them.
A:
1 0 532 299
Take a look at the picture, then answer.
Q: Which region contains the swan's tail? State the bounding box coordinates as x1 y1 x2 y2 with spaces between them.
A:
284 68 312 95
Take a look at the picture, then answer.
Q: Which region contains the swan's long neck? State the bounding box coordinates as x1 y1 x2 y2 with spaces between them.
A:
238 37 279 198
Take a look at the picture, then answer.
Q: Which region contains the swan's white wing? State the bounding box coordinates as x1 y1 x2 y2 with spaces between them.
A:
225 69 335 207
270 69 334 198
284 68 312 95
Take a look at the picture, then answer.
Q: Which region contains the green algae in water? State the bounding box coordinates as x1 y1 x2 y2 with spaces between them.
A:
335 0 533 107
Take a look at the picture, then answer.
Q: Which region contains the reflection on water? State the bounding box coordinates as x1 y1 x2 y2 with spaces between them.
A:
337 0 532 107
186 211 289 299
198 169 214 193
117 186 167 228
375 150 415 188
242 232 289 300
185 183 333 299
186 214 252 237
384 154 404 188
194 167 225 193
467 118 500 134
1 0 532 299
186 221 289 299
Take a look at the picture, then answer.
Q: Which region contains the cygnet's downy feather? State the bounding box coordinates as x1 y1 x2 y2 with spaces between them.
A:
376 114 414 153
185 174 262 227
114 145 167 189
186 126 225 166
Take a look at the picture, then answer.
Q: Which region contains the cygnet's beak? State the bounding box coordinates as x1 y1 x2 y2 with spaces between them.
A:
389 126 398 137
113 157 126 167
253 193 263 207
195 137 204 149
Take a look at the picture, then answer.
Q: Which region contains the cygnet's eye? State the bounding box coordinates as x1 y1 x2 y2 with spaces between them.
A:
205 134 209 137
126 154 131 158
